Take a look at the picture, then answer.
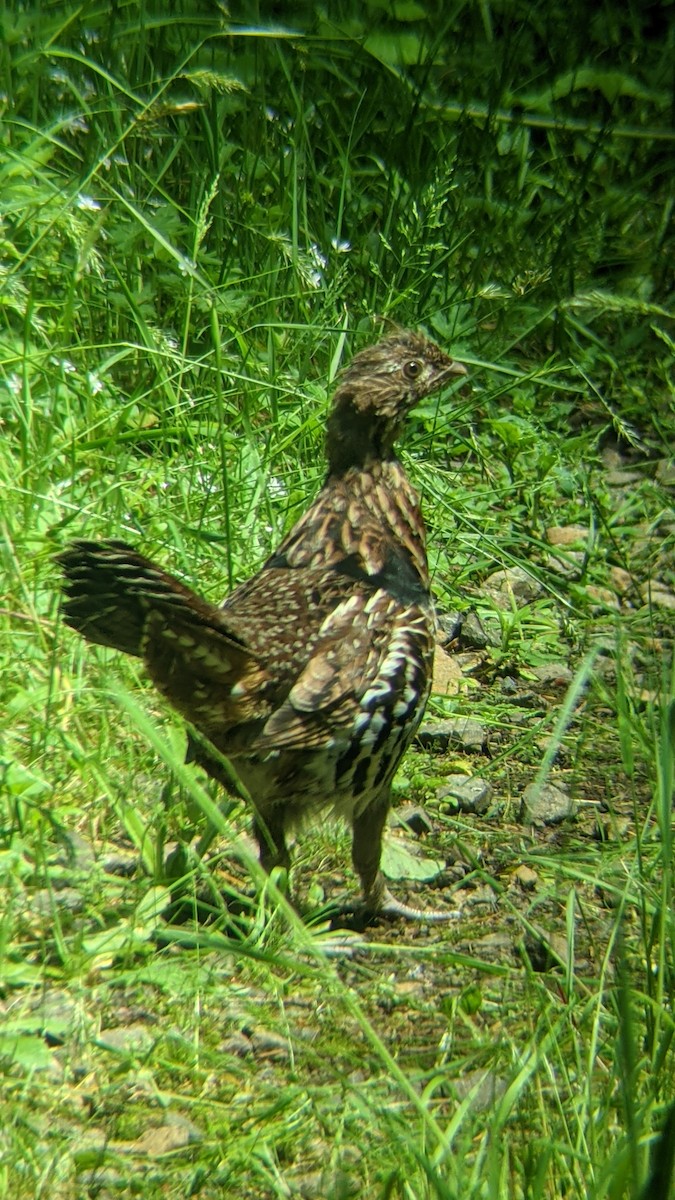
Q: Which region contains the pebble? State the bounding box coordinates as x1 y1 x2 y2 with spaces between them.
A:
513 865 538 891
610 566 634 594
532 663 573 687
459 610 502 649
437 611 463 641
417 718 487 753
655 459 675 486
449 1068 507 1109
483 566 543 608
585 585 620 610
249 1029 292 1058
520 781 575 825
546 525 589 546
396 804 435 835
545 550 585 578
437 775 492 815
605 468 643 485
98 1023 157 1053
641 583 675 610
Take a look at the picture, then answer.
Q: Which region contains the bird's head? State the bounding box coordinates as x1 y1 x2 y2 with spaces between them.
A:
326 330 466 472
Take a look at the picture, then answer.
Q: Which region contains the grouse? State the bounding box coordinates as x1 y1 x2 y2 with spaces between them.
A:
58 330 467 919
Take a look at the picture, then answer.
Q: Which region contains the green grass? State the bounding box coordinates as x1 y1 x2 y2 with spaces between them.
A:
1 2 674 1197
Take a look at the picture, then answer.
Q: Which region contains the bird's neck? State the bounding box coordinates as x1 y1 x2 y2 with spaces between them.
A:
325 406 398 473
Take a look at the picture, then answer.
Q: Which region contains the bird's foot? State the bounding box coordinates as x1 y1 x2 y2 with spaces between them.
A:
375 887 461 923
318 886 461 930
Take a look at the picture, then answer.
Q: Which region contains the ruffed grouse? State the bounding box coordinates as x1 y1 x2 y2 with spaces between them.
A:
58 331 466 919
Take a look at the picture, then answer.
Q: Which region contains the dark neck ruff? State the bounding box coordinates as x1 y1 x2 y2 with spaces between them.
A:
326 402 399 475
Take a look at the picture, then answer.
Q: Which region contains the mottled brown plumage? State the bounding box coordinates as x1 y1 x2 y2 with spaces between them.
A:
58 331 466 918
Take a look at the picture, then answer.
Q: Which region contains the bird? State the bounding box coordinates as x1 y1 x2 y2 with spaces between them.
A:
57 330 467 920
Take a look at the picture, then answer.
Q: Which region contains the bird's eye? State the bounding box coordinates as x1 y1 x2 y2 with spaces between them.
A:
403 360 422 380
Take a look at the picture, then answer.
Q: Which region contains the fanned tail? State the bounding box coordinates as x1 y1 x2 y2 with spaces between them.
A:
57 539 245 656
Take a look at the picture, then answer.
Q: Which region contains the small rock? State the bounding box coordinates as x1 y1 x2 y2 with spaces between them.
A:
459 611 501 650
655 459 675 486
101 848 138 877
532 663 573 687
396 805 434 836
610 566 634 595
99 1024 156 1053
513 865 538 891
437 611 463 641
416 718 486 753
546 525 589 546
55 832 96 872
641 583 675 610
432 645 464 695
585 585 620 610
605 468 643 485
469 932 514 961
437 775 492 815
520 781 575 825
221 1032 253 1057
249 1029 292 1059
545 551 585 579
32 888 84 916
450 1068 507 1110
522 930 569 972
132 1116 202 1156
483 566 543 608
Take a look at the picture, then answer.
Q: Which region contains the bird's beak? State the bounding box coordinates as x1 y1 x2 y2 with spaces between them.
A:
440 358 468 383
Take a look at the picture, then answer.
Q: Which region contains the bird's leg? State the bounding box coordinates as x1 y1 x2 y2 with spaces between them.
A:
253 807 291 874
352 789 460 923
351 789 391 913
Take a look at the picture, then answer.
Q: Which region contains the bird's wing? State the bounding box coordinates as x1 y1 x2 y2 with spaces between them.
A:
252 590 434 753
59 542 433 756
